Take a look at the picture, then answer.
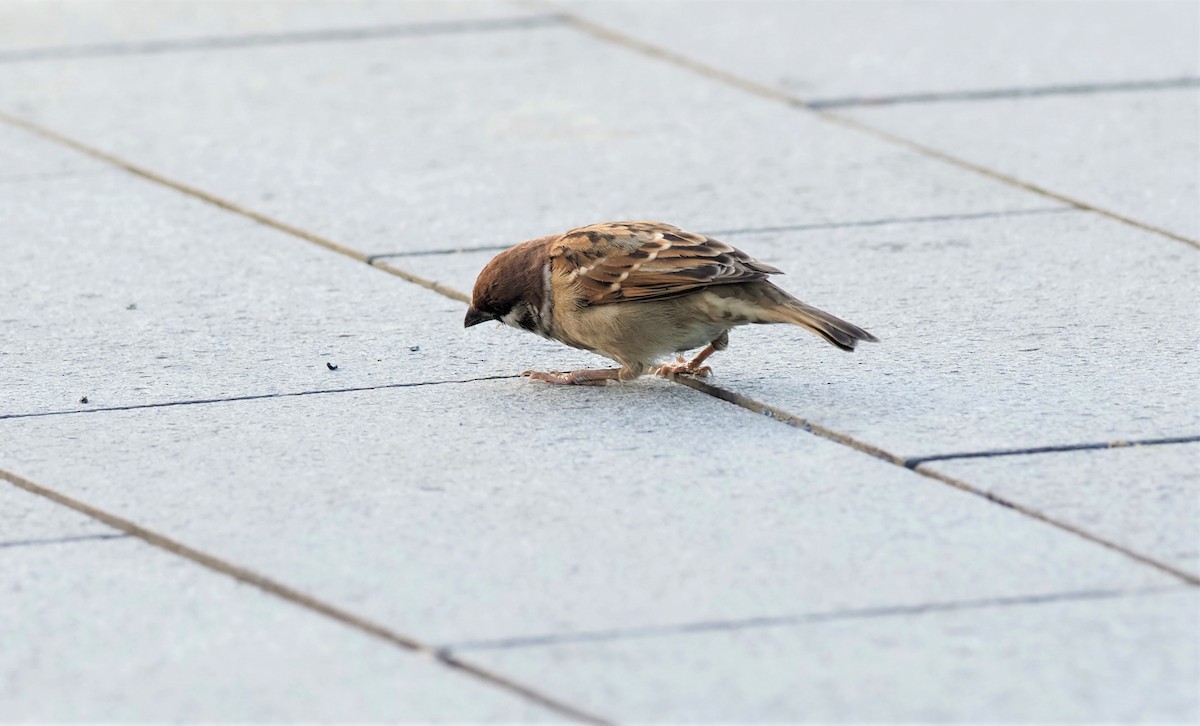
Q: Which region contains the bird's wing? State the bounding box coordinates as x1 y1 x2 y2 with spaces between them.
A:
549 221 782 305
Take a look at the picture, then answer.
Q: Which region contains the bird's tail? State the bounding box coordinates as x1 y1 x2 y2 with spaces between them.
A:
764 288 879 352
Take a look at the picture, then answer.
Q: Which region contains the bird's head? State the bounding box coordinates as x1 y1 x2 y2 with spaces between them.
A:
464 237 552 332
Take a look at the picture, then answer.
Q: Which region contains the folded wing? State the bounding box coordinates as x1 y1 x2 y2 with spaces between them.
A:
550 220 782 305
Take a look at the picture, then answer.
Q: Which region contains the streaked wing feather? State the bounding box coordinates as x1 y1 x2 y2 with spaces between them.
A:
551 221 782 305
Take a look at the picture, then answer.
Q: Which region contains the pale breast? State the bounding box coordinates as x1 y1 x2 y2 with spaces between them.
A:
550 293 731 366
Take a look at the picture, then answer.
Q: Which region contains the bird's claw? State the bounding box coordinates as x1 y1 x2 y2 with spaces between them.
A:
521 369 566 383
653 363 713 379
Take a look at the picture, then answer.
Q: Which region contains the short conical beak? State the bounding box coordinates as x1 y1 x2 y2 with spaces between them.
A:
463 307 492 328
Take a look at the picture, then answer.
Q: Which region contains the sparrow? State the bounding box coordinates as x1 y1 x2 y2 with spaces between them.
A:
465 221 877 385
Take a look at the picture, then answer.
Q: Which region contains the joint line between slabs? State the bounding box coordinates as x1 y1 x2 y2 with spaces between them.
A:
367 206 1074 260
806 76 1200 109
0 375 520 421
544 6 1200 251
3 103 1193 588
0 532 130 549
0 469 611 726
0 15 567 63
905 434 1200 467
0 110 469 303
909 462 1200 586
704 206 1074 237
441 585 1184 652
669 376 1200 588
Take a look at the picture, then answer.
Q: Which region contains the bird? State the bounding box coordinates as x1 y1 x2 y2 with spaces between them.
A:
464 220 877 385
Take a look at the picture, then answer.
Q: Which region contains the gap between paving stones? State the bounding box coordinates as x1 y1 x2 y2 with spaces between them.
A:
440 585 1185 653
806 76 1200 109
905 434 1200 468
0 108 470 304
1 15 1190 716
0 532 130 549
0 14 566 63
542 6 1200 251
0 468 612 726
366 207 1074 259
0 375 518 421
3 110 1196 589
670 376 1200 587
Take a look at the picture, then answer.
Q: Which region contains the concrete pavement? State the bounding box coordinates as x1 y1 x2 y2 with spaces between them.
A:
1 1 1197 721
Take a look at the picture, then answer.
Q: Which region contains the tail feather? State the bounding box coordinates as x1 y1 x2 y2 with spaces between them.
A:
708 282 880 351
776 300 878 351
753 283 878 351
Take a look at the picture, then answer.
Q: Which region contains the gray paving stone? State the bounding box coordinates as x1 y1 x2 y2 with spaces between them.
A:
0 537 553 720
0 123 108 181
0 173 595 416
930 444 1200 577
0 483 115 543
395 211 1200 457
0 380 1177 647
710 212 1200 456
465 588 1200 722
846 88 1200 239
0 0 540 53
559 0 1200 101
2 2 1193 719
0 24 1054 256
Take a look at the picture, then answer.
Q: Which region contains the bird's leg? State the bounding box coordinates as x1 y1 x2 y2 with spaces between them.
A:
654 343 718 379
521 368 625 386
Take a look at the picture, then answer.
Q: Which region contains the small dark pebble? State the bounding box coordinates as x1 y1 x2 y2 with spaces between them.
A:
79 396 89 404
409 345 420 352
326 362 338 371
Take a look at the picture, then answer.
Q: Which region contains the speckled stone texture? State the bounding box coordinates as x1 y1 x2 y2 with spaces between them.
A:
1 0 1196 721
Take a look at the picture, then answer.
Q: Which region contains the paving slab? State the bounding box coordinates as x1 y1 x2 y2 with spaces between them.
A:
929 444 1200 577
0 122 108 181
395 211 1200 457
845 88 1200 239
0 531 553 720
0 23 1055 257
0 482 116 543
0 379 1178 648
465 588 1200 722
0 172 595 416
0 0 541 54
558 0 1200 101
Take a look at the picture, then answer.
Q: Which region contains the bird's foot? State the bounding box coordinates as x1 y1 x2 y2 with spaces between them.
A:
653 357 713 379
520 368 621 386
